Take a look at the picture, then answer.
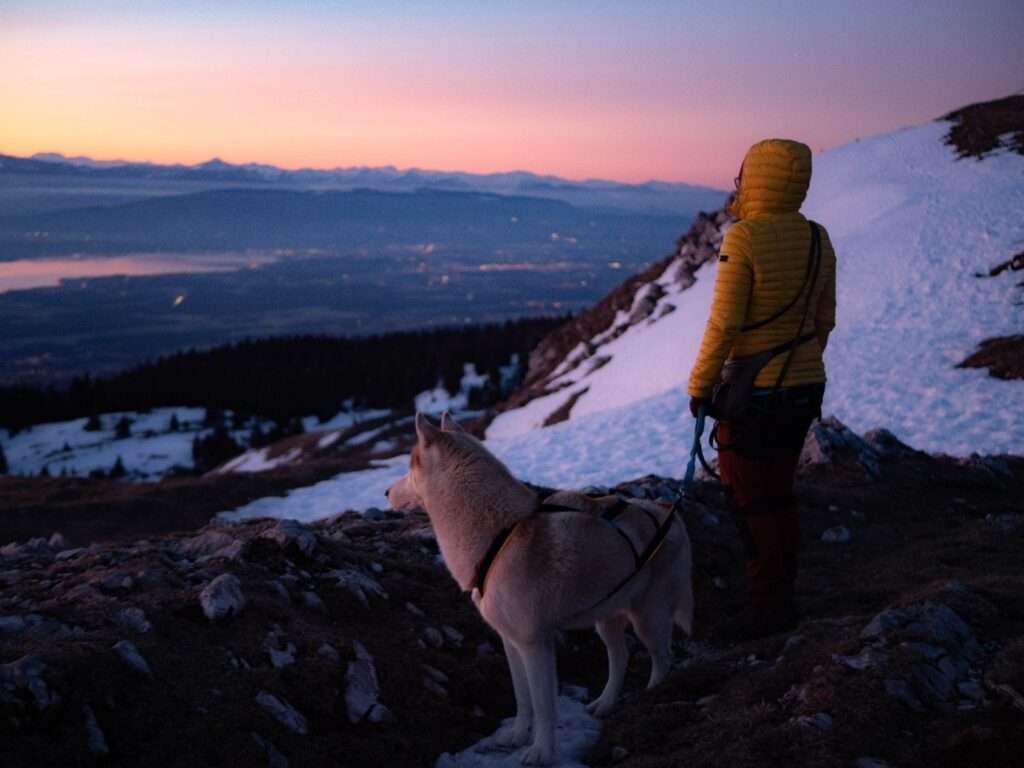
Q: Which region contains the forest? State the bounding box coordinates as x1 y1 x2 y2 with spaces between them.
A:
0 315 567 432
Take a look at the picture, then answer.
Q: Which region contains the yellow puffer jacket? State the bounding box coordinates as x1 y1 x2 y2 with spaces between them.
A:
687 138 836 398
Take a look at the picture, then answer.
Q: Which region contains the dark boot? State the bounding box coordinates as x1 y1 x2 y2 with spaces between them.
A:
776 496 801 625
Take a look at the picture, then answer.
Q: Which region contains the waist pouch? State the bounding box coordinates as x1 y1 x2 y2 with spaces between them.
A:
709 333 816 422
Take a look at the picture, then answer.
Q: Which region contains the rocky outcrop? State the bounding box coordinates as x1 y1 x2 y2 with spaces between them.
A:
491 204 733 421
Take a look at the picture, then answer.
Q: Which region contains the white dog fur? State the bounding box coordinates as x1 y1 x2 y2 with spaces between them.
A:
386 412 693 765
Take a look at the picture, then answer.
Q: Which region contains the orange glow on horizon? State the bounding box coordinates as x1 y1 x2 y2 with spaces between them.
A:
2 2 1021 188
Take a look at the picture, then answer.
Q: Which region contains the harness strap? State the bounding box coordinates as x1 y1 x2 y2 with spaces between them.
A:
579 505 679 614
472 495 672 596
472 522 518 596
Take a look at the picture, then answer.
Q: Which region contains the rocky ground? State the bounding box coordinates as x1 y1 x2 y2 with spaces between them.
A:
1 420 1022 767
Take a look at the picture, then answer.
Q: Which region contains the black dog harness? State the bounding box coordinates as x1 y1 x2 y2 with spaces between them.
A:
470 495 679 607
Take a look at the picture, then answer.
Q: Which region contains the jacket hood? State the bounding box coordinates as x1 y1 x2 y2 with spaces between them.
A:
728 139 812 220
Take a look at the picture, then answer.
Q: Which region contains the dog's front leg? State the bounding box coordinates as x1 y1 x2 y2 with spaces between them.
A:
518 636 557 765
494 639 532 748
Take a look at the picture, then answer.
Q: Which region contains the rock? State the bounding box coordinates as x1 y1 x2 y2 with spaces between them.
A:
0 655 60 710
884 679 923 711
441 625 464 646
957 680 984 701
422 627 444 648
422 664 449 684
199 574 246 621
301 591 324 611
796 712 833 730
833 647 888 671
113 640 153 677
317 643 340 664
0 615 27 634
268 579 291 602
611 746 630 762
324 568 387 606
263 628 297 669
800 417 881 478
177 530 246 562
83 705 109 755
114 607 152 634
859 602 980 708
855 759 892 768
54 547 87 561
821 526 852 544
345 640 391 724
256 691 308 735
863 428 915 458
251 732 289 768
0 541 23 557
405 602 425 617
423 677 448 697
370 561 384 574
260 519 317 557
94 572 135 593
700 511 721 527
48 532 68 550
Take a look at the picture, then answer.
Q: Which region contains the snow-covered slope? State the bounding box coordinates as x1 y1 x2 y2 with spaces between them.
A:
488 116 1024 455
1 407 217 480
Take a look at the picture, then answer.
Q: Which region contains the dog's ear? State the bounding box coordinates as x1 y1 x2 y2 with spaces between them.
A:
415 412 444 446
440 410 467 433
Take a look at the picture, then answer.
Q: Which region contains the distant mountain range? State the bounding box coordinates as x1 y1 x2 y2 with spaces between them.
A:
0 151 725 216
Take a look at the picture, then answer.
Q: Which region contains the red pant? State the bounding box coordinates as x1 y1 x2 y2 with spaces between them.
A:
717 421 802 616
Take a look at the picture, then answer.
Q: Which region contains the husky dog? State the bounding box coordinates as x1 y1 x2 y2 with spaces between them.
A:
386 412 693 765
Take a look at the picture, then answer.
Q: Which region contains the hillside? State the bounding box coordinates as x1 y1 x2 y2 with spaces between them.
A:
486 95 1024 457
1 423 1022 768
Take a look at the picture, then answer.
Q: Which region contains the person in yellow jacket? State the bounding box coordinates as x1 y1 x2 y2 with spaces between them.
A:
688 138 836 640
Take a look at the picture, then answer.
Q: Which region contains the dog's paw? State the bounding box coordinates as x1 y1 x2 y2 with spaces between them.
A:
494 723 531 748
520 742 553 765
585 696 616 718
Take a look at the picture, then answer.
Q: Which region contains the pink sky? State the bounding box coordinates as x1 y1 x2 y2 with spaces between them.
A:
2 1 1021 187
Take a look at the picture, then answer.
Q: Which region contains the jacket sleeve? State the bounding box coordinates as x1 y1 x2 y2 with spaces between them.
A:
814 229 837 352
687 225 753 398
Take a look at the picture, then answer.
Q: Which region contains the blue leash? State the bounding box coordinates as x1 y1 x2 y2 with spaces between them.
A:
683 403 719 490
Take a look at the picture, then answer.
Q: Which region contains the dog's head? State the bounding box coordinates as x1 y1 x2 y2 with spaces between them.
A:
385 411 470 511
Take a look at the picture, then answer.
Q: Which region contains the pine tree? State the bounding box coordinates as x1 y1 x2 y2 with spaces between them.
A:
114 416 133 439
109 456 126 478
168 413 180 432
84 413 102 432
0 443 7 474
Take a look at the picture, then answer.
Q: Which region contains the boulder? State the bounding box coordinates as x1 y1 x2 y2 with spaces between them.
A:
260 519 317 557
177 530 246 562
112 640 153 677
199 574 246 621
0 655 59 710
255 691 308 735
345 640 392 724
799 417 881 478
114 607 152 634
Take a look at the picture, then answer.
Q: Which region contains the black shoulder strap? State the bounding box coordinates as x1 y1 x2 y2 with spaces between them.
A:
773 222 822 388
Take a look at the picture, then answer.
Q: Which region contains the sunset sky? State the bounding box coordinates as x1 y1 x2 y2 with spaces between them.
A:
2 0 1021 187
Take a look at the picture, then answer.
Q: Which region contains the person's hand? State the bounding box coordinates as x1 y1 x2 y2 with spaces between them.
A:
689 396 709 418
